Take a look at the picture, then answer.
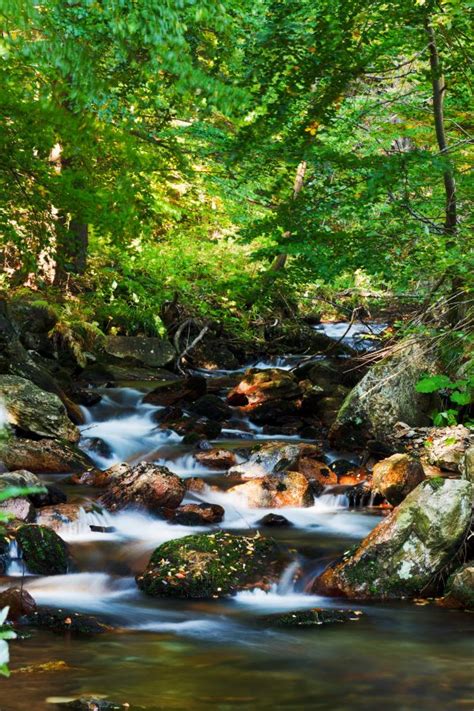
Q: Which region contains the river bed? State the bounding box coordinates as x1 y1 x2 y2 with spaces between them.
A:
1 323 473 710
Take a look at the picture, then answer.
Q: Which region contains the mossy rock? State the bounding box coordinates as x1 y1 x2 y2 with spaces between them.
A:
25 608 111 635
315 478 473 599
136 531 282 599
261 607 362 628
16 524 71 575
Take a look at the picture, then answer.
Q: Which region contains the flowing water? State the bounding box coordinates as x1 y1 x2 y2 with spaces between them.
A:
1 323 473 710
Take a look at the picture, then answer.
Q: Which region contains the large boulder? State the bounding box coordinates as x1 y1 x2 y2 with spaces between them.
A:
229 471 314 508
372 453 425 505
330 339 439 447
136 531 281 598
0 375 79 442
227 369 304 424
16 524 71 575
104 335 175 368
0 437 94 473
315 478 472 599
101 461 185 513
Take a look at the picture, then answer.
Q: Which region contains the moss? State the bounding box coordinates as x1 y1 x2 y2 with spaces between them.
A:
137 531 280 599
263 608 361 628
16 524 70 575
426 477 446 492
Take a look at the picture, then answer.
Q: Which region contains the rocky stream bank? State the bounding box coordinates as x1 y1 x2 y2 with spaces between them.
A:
0 294 472 710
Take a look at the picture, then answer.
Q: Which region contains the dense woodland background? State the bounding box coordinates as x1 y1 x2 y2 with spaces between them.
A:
1 0 472 345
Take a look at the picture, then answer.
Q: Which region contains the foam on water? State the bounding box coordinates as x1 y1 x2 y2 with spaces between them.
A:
79 387 180 468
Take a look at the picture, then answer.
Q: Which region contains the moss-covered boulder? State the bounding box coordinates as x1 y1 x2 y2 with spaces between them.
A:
315 478 472 599
0 375 79 442
372 453 425 505
443 563 474 610
16 524 71 575
329 339 439 447
136 531 282 599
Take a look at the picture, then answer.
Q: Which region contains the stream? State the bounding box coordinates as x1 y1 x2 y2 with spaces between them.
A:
0 323 473 710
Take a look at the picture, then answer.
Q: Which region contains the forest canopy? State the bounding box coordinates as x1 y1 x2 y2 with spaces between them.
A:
1 0 472 336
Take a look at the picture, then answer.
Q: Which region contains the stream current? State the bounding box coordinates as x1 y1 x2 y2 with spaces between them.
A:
0 323 473 710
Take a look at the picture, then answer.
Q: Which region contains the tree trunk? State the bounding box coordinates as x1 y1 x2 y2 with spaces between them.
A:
270 160 307 271
425 19 462 323
50 143 88 286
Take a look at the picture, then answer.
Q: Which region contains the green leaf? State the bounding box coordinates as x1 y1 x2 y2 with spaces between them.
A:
416 375 454 393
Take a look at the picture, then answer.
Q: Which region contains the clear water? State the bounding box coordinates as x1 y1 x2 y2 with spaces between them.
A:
1 350 473 711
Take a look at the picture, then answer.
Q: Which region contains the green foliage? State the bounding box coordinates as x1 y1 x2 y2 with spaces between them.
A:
416 373 473 426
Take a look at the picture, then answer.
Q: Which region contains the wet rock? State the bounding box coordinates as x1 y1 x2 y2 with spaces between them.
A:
257 513 292 528
229 441 323 480
0 375 79 442
185 477 208 494
0 437 95 473
229 471 313 508
101 462 185 513
189 337 240 371
443 563 474 610
36 504 82 532
25 609 111 635
427 425 472 472
261 607 362 628
330 339 439 447
0 497 36 523
315 478 473 599
0 587 37 621
70 469 111 487
372 453 425 505
104 335 175 368
298 459 337 495
70 388 102 407
0 469 44 490
143 375 206 406
192 394 232 422
194 449 237 470
179 418 222 443
81 437 114 462
29 484 67 508
16 524 71 575
136 531 281 599
170 503 225 526
227 369 303 424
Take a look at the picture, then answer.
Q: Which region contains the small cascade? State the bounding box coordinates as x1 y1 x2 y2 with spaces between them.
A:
79 387 180 468
313 321 387 352
5 540 32 577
